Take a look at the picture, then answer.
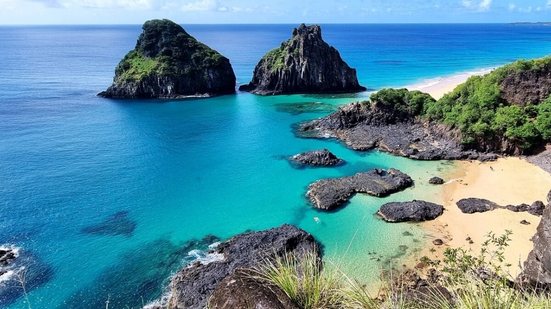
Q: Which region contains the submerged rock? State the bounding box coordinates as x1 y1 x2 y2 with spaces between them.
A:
99 19 236 99
306 169 414 211
377 200 444 222
429 177 445 185
239 24 365 95
168 225 319 309
208 269 299 309
456 198 499 214
81 211 137 237
290 149 344 167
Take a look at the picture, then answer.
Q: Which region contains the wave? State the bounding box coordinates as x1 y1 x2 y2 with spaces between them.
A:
0 244 21 284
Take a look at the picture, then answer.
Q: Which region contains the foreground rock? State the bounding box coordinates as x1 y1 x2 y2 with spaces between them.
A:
239 24 365 95
518 199 551 290
297 100 497 161
378 200 444 222
457 198 499 214
208 270 299 309
527 146 551 175
168 225 319 309
100 19 235 99
307 169 413 211
290 149 344 167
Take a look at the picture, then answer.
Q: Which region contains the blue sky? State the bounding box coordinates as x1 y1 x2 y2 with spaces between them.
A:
0 0 550 24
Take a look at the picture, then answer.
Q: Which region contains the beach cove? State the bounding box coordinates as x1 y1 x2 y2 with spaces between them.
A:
2 24 551 308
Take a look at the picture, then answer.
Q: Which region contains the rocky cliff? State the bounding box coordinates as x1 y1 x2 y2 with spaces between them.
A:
239 24 366 95
99 19 236 99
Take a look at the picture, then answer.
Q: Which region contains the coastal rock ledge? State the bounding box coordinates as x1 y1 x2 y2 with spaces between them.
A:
239 24 366 95
99 19 236 99
166 224 319 309
307 168 414 211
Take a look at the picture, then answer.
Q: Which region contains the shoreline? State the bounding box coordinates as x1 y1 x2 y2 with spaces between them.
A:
416 158 551 277
398 67 551 277
406 67 495 99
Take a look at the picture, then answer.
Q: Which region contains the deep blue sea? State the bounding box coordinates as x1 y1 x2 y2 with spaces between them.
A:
2 24 551 308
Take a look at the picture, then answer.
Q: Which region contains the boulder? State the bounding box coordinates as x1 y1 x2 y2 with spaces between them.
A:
456 198 499 214
168 225 319 309
377 200 444 222
428 177 445 185
239 24 365 95
307 169 414 211
100 19 235 99
208 269 299 309
528 201 546 216
518 204 551 290
290 149 344 167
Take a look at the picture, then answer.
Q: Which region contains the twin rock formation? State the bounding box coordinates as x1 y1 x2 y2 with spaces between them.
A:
100 20 364 99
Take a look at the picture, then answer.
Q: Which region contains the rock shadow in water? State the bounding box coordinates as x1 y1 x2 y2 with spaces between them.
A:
81 211 137 237
0 247 54 307
62 235 220 309
274 101 338 115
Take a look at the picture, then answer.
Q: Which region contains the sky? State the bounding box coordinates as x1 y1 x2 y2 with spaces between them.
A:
0 0 550 24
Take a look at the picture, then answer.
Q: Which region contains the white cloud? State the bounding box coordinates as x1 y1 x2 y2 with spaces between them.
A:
181 0 221 12
462 0 492 11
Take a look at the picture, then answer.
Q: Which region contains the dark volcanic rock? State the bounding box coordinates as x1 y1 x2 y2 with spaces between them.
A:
291 149 344 167
297 102 497 161
520 220 531 225
528 201 546 216
100 19 235 99
548 189 551 204
378 200 444 222
456 198 499 214
518 203 551 290
239 24 365 95
0 247 53 306
208 269 299 309
307 169 413 211
499 64 551 106
81 211 137 237
429 177 445 185
168 225 319 309
433 239 444 246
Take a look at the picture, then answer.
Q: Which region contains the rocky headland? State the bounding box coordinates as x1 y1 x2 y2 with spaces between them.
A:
377 200 444 222
239 24 366 95
290 149 344 167
99 19 236 99
306 168 413 210
298 56 551 160
165 225 319 309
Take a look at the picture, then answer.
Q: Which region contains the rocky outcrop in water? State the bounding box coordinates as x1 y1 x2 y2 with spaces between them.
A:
291 149 344 167
167 225 319 309
306 169 413 211
378 200 444 222
239 24 365 95
297 101 497 161
99 19 235 99
518 197 551 290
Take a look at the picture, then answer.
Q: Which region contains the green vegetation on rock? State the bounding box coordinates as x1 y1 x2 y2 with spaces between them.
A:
372 56 551 153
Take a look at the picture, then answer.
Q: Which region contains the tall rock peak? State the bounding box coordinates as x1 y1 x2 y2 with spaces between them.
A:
239 24 366 95
99 19 236 99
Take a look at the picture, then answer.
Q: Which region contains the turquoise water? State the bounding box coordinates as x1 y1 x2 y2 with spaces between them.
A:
2 24 551 308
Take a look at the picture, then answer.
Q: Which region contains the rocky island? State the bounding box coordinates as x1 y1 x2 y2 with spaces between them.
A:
99 19 236 99
298 57 551 161
290 149 344 167
239 24 366 95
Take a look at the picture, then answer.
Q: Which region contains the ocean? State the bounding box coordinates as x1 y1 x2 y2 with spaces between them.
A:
2 23 551 308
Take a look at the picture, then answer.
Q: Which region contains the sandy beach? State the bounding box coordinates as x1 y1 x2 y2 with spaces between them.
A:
416 158 551 277
402 69 551 277
408 67 494 99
